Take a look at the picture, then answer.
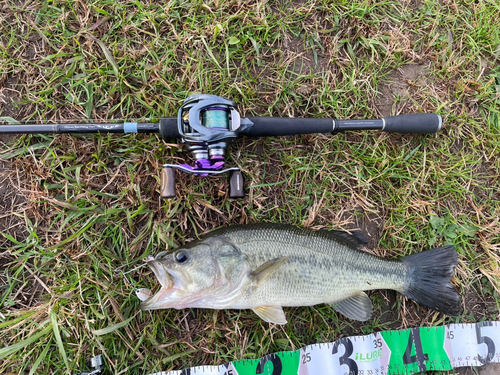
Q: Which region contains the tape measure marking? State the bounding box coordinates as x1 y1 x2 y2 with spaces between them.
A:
150 321 500 375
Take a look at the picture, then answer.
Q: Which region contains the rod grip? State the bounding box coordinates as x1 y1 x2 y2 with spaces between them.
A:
160 167 176 199
243 117 334 136
382 113 442 134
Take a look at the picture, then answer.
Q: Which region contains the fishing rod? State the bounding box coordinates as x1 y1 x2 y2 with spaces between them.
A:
0 94 442 198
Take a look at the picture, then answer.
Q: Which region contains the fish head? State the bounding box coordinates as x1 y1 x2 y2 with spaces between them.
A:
140 237 250 311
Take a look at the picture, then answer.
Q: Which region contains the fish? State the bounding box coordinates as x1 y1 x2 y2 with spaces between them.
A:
138 223 461 324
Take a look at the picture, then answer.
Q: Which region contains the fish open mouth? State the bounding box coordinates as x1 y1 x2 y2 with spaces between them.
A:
146 253 173 289
139 287 178 310
139 254 177 310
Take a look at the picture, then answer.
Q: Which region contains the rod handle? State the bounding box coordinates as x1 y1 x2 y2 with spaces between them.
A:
382 113 442 134
243 117 334 136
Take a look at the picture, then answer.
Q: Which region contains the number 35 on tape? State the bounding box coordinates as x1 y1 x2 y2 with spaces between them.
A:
150 321 500 375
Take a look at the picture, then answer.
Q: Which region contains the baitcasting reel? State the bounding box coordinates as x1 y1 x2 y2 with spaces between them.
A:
0 94 443 199
160 94 253 199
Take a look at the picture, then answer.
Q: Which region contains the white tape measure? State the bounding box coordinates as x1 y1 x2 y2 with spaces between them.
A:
150 321 499 375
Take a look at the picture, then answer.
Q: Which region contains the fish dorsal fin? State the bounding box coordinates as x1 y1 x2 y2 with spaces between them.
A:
251 257 289 286
331 292 373 321
252 306 287 325
322 230 368 249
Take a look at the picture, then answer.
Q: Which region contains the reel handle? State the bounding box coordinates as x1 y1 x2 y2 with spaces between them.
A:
160 167 246 199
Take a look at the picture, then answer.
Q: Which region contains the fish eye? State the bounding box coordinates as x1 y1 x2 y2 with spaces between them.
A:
175 251 188 263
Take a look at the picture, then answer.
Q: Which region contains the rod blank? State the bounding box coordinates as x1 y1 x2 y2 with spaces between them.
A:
0 122 160 134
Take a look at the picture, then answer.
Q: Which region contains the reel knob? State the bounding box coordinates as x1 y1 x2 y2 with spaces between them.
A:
229 170 245 198
160 167 176 199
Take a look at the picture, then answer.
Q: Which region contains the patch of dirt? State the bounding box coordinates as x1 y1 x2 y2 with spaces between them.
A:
0 75 27 248
0 156 36 307
0 161 27 242
0 76 20 138
406 0 423 11
251 32 332 103
0 251 11 274
282 35 330 77
462 287 499 321
0 77 21 135
478 363 500 375
0 255 49 309
347 210 384 251
375 64 430 117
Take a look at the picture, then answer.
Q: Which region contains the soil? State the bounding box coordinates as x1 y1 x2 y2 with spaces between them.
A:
479 363 500 375
375 64 429 117
0 76 27 244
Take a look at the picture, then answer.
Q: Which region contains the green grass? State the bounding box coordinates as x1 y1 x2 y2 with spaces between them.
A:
0 0 499 374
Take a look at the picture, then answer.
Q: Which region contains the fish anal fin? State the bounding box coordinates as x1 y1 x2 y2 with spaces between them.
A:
331 292 373 321
251 256 289 286
252 305 287 325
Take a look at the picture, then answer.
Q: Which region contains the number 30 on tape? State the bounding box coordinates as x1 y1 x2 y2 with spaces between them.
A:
150 321 499 375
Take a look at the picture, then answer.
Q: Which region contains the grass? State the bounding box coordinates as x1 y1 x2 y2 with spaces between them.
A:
0 0 499 374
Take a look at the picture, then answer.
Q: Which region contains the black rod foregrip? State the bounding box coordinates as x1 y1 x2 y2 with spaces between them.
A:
381 113 442 134
158 117 180 139
242 117 335 137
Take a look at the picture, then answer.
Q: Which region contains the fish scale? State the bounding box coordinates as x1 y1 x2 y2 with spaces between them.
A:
140 223 461 324
221 225 408 309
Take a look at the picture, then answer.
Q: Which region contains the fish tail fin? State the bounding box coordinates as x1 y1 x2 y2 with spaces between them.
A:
401 245 462 316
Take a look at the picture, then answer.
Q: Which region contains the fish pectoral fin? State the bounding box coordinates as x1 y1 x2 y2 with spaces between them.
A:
252 306 287 325
251 256 289 286
331 292 373 321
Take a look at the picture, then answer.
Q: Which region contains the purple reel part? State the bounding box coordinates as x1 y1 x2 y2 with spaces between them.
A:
160 160 244 199
179 156 226 177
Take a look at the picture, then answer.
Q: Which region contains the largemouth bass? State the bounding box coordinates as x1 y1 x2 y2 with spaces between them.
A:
139 223 461 324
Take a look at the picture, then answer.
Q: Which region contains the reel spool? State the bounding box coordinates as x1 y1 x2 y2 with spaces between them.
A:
160 94 253 199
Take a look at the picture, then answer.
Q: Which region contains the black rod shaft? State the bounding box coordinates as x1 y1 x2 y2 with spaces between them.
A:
334 119 383 131
0 122 160 134
0 124 58 134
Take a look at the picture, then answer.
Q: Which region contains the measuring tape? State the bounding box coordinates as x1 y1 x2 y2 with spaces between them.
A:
149 321 499 375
